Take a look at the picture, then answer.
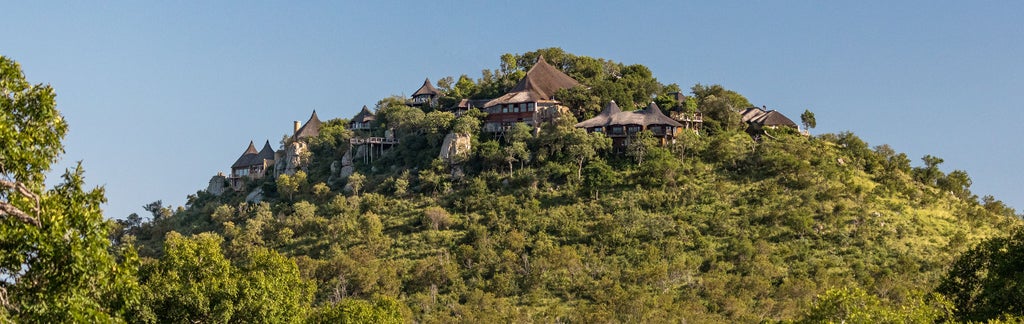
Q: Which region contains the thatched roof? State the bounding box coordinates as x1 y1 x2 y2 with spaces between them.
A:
575 101 682 129
575 101 622 128
485 55 581 107
455 98 491 109
231 141 260 169
412 78 441 97
352 105 376 123
258 140 275 162
294 110 322 139
740 107 798 128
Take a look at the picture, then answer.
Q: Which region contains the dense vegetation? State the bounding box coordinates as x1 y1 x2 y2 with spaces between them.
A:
3 50 1022 322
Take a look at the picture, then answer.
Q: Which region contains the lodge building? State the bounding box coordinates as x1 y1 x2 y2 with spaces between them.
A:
482 55 581 133
576 101 686 149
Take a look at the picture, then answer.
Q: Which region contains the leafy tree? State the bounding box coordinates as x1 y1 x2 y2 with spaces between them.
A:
306 296 405 324
938 227 1024 321
797 287 952 323
347 172 365 196
277 171 308 201
1 55 142 322
800 109 816 131
566 129 611 180
626 131 658 166
140 232 314 323
913 155 945 186
503 142 529 174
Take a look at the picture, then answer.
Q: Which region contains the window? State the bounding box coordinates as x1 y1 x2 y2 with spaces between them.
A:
528 103 535 111
593 127 603 133
502 104 509 113
611 126 623 134
513 104 520 113
628 126 641 133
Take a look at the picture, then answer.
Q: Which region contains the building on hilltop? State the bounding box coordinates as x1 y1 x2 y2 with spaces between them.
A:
576 101 685 149
275 110 322 176
350 105 376 130
740 106 798 129
409 78 441 107
452 98 490 116
483 55 581 133
739 106 800 139
665 92 704 131
229 140 276 190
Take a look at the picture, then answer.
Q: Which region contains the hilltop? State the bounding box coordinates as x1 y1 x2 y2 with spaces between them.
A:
106 48 1021 322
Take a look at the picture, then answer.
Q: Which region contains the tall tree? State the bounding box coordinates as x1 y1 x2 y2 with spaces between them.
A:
1 55 142 321
800 109 816 131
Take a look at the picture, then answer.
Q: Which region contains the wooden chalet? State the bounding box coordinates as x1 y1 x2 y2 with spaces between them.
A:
666 92 704 130
740 106 798 129
452 98 490 116
409 78 441 107
483 55 581 133
576 101 684 149
350 105 376 130
229 140 276 189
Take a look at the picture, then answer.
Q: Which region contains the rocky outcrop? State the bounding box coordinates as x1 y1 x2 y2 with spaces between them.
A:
246 188 263 203
206 173 227 196
439 132 472 164
275 141 308 176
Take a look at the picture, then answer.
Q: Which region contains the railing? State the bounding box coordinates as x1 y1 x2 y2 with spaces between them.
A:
350 137 399 145
672 112 703 122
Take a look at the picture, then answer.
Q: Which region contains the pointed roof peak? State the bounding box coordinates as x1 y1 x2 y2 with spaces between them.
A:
232 141 262 168
353 105 377 123
294 110 323 140
603 101 622 115
413 77 441 97
258 140 276 161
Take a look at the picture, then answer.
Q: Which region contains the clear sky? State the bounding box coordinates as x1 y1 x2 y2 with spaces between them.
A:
3 1 1022 219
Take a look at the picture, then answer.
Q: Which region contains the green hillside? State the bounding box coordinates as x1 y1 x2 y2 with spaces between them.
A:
3 51 1021 323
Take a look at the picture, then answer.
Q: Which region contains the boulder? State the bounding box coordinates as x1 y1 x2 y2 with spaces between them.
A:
439 132 472 164
246 188 264 203
206 173 227 196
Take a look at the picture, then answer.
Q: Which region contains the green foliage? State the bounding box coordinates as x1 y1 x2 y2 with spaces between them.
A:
306 297 405 324
801 109 817 130
113 49 1020 323
139 232 314 323
796 287 952 323
1 55 142 322
938 227 1024 322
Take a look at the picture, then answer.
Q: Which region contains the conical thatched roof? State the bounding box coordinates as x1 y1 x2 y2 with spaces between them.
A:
486 55 581 107
258 140 275 161
294 110 322 139
412 78 441 97
577 102 682 129
352 105 376 123
575 101 622 128
231 141 260 168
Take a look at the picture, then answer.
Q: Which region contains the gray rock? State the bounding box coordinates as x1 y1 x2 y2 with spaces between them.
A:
206 174 227 196
246 188 264 203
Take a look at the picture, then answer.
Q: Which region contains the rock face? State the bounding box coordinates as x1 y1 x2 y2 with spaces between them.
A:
338 149 355 179
276 142 308 176
206 173 227 196
439 132 472 164
246 188 263 203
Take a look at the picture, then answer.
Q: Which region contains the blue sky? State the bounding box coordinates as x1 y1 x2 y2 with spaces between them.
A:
3 1 1022 219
